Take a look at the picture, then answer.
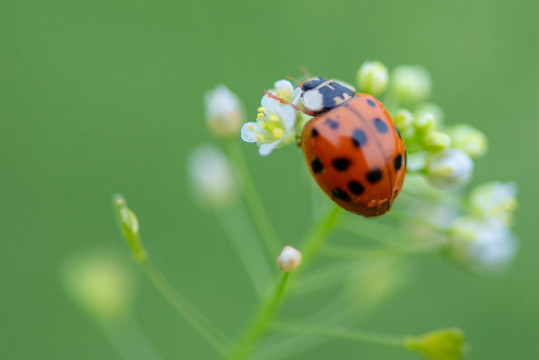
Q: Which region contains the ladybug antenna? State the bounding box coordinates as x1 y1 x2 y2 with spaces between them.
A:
299 65 312 79
286 75 303 87
263 91 317 117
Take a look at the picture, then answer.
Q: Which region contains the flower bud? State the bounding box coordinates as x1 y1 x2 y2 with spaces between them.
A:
448 217 518 272
414 111 436 133
406 328 466 360
424 131 451 152
188 145 239 208
448 124 488 158
61 251 134 323
394 109 413 131
356 60 389 96
391 65 431 104
204 85 245 138
469 182 518 226
277 246 302 272
426 149 473 189
113 195 147 262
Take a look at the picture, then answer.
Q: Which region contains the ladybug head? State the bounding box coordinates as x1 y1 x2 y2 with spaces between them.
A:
301 77 356 115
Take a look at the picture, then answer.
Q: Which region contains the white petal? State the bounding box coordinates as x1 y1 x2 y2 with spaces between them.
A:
292 87 303 105
261 94 280 113
278 105 297 132
241 123 258 142
274 80 294 93
258 140 281 156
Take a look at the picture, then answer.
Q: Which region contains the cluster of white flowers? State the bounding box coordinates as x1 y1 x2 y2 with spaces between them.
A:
241 80 304 156
445 181 518 272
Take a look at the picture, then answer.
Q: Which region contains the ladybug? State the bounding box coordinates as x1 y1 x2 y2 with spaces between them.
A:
298 77 406 217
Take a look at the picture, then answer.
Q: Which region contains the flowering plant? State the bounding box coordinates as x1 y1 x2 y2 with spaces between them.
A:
62 60 518 360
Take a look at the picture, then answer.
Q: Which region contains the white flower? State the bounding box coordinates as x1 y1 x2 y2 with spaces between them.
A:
241 80 302 156
448 217 518 272
391 65 431 103
277 246 302 272
469 182 518 225
448 124 488 158
356 60 389 96
188 145 239 208
426 149 473 189
204 85 245 138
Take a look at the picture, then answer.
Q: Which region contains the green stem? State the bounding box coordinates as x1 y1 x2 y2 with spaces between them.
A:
140 260 232 357
225 140 281 256
299 204 342 268
322 244 441 259
229 204 341 359
273 322 407 348
214 204 273 299
229 273 290 360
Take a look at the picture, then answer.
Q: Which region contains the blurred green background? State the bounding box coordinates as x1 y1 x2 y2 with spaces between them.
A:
2 0 538 359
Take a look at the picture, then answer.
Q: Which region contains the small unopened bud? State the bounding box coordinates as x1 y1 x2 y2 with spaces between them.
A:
61 251 134 323
204 85 245 138
356 60 389 96
391 65 431 104
448 124 488 158
113 195 147 262
424 131 451 152
426 149 473 189
406 328 466 360
277 246 302 272
394 109 413 131
188 145 239 208
414 111 436 133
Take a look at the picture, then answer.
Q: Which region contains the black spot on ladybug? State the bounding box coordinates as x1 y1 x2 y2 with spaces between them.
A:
332 188 349 201
394 154 403 171
333 158 351 171
373 118 389 133
311 127 319 138
325 118 339 129
348 180 365 195
311 157 324 173
351 129 367 148
366 168 383 184
367 99 376 107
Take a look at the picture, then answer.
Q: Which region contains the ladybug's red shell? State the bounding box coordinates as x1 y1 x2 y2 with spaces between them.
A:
301 94 406 217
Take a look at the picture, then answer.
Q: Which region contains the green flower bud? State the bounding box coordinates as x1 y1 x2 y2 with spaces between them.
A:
112 195 147 262
424 131 451 152
414 111 436 133
448 124 488 158
61 251 135 323
406 328 466 360
391 65 431 104
357 60 389 96
394 109 413 131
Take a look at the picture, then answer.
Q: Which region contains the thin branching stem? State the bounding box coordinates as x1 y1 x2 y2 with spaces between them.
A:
225 139 281 256
273 322 407 348
140 260 232 357
228 273 290 360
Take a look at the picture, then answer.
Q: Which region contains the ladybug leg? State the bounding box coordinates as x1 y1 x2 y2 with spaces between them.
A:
263 91 317 117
